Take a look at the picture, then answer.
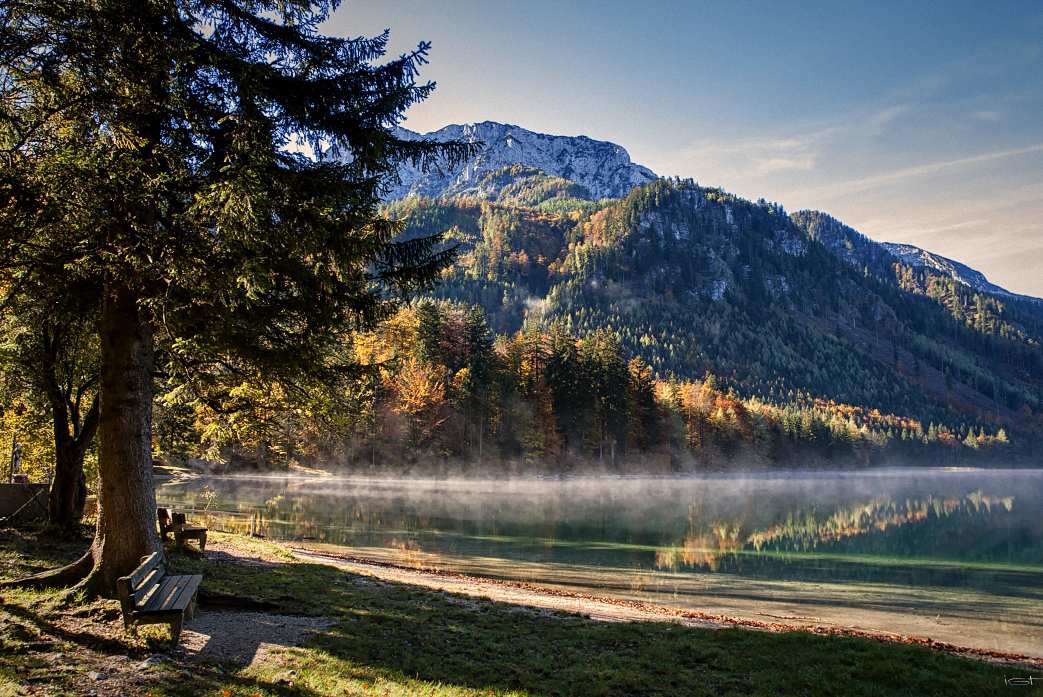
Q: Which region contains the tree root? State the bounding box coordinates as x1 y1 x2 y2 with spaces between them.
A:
70 558 106 599
0 550 93 591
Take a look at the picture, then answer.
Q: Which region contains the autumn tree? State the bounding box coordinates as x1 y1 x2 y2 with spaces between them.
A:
0 292 101 527
0 0 473 595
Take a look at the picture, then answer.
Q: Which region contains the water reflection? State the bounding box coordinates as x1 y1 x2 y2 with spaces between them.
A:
658 491 1030 578
158 470 1043 584
157 469 1043 654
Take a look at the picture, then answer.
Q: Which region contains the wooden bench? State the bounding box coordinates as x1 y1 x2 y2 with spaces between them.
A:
157 508 207 550
116 551 202 646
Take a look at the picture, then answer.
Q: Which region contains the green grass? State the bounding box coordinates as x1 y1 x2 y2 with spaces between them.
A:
1 527 1040 696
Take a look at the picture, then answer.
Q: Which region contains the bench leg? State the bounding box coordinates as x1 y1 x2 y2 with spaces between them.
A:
186 590 198 620
199 531 206 551
169 615 183 646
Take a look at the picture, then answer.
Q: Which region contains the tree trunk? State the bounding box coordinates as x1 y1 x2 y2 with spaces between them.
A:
86 282 161 596
48 397 98 528
1 285 159 596
49 439 88 526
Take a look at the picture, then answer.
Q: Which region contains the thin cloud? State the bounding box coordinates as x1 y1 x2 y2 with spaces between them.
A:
870 105 909 127
789 143 1043 200
663 127 842 179
891 219 989 236
664 103 916 181
758 157 815 174
973 109 1005 122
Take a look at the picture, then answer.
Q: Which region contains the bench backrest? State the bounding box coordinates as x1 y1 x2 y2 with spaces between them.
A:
171 511 205 533
116 551 166 614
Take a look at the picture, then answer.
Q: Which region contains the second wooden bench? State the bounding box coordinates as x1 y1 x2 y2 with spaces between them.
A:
157 507 207 550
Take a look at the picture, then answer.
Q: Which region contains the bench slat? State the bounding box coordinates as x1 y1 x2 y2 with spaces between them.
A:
127 552 162 589
165 574 202 613
173 514 205 533
139 574 201 614
140 575 182 614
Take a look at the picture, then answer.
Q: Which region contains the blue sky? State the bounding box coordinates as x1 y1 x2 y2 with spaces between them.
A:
331 1 1043 297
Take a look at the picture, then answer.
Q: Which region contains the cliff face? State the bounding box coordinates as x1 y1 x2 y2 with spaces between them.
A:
388 121 658 201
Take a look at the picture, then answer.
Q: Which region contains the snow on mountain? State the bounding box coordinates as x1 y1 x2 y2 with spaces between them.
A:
792 211 1039 302
387 121 658 201
879 242 1031 299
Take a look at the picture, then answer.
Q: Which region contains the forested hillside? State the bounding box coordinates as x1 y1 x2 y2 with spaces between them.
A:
362 171 1043 468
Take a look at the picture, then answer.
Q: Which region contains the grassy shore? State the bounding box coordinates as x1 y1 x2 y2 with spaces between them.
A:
1 525 1039 697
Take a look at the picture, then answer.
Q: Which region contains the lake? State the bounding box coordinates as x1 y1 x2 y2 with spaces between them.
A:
156 468 1043 657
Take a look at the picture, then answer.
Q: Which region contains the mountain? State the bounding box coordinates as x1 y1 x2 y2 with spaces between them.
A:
375 122 1043 465
879 242 1030 300
385 171 1043 455
388 121 658 201
781 209 1039 304
391 122 1036 307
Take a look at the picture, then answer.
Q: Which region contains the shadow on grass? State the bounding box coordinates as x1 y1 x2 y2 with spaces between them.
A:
1 527 1035 697
166 548 1031 697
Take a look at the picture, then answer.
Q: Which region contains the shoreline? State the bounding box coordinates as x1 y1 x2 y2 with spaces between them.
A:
278 542 1043 668
3 528 1040 696
159 465 1043 481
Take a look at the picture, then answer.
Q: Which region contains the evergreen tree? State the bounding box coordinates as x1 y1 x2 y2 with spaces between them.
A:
546 320 582 447
626 357 660 451
0 0 473 594
460 306 494 461
415 300 446 366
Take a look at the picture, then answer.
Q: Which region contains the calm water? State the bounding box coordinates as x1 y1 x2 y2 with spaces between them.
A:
157 469 1043 655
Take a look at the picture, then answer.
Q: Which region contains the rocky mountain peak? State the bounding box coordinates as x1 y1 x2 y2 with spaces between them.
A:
388 121 658 201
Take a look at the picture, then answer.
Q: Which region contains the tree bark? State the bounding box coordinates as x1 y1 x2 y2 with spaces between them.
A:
37 322 100 528
48 396 99 528
49 436 88 527
85 281 161 596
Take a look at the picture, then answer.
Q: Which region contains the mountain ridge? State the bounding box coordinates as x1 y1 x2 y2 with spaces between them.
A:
879 242 1033 301
389 121 658 201
389 121 1036 304
384 166 1043 452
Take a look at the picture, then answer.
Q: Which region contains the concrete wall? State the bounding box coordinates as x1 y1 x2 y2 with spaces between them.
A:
0 483 48 521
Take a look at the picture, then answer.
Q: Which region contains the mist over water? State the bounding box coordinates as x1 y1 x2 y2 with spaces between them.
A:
158 468 1043 655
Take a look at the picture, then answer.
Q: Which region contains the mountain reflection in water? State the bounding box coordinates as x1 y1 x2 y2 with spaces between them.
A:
158 469 1043 655
158 470 1043 586
657 491 1025 573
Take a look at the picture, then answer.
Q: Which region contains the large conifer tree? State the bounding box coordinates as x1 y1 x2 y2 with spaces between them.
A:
0 0 472 595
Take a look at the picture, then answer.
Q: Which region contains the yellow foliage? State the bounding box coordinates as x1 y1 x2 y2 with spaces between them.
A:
0 398 54 482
